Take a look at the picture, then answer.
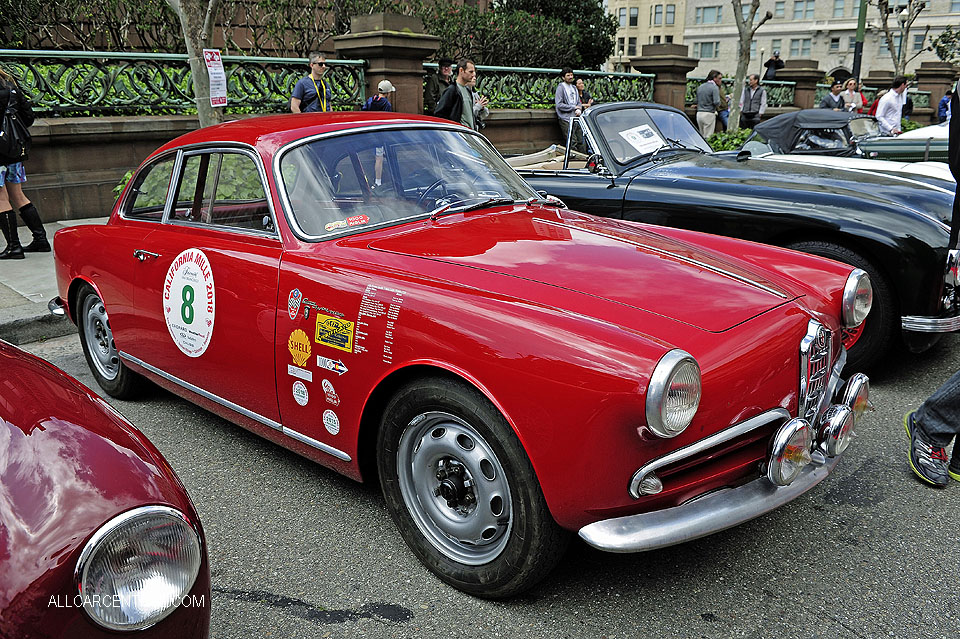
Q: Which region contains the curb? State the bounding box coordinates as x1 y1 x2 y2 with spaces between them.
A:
0 308 74 345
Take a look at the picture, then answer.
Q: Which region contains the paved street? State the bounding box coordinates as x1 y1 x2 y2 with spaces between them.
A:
24 333 960 639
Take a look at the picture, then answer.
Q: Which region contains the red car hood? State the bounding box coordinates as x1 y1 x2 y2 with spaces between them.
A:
368 208 796 332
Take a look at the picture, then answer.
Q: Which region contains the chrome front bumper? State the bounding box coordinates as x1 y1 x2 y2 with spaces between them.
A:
578 453 840 553
901 314 960 332
48 296 66 316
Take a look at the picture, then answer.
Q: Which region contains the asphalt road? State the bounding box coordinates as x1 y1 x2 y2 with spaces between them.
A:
25 333 960 639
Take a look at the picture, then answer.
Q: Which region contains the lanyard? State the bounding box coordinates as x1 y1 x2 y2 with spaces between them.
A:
311 75 328 112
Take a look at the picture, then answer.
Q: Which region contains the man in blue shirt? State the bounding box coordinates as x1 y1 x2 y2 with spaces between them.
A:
291 52 333 113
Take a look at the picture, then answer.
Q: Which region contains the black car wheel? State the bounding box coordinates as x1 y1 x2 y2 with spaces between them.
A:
786 241 895 373
77 284 142 398
377 376 569 598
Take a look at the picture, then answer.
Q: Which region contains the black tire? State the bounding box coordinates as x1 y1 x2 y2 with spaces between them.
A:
77 284 143 399
377 376 570 598
786 241 896 373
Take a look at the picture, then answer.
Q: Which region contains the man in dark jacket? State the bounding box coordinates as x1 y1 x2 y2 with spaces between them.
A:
434 60 479 130
424 58 453 116
763 50 784 81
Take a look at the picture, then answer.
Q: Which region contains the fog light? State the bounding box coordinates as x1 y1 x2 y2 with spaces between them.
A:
842 373 870 419
637 472 663 495
819 404 855 457
767 418 813 486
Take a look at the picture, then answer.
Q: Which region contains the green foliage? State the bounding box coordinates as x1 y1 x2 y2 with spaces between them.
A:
901 118 922 132
932 25 960 65
113 170 134 198
707 127 753 151
497 0 617 68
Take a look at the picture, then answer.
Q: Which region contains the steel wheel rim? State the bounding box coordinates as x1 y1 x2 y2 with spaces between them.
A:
82 295 120 381
397 411 513 566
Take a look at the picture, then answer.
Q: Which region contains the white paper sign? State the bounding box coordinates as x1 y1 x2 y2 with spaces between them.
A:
203 49 227 108
619 124 664 155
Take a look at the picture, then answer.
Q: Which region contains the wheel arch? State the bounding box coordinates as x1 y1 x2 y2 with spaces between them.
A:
67 276 104 324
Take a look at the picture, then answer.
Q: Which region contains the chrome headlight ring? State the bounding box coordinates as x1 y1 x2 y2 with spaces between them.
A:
842 268 873 328
645 349 702 439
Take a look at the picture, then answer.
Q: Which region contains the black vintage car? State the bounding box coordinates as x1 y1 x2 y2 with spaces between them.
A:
511 102 960 372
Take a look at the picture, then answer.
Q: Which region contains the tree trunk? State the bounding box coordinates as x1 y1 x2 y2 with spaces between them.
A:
727 0 771 133
166 0 224 128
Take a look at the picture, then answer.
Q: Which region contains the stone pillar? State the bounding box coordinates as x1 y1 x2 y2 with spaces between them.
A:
915 61 958 124
777 59 823 110
863 69 895 90
333 13 440 115
630 44 699 110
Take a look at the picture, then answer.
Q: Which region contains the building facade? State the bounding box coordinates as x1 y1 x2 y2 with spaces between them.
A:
608 0 689 69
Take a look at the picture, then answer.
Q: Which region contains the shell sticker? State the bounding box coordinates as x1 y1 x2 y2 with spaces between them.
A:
288 329 312 366
315 313 355 353
288 288 303 321
163 248 215 358
322 379 340 406
323 409 340 435
293 380 309 407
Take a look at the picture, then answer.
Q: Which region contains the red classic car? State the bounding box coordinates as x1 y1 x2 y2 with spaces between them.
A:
0 340 209 638
51 113 871 598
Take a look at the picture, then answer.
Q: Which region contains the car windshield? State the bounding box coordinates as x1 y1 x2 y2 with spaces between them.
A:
278 127 538 238
848 117 881 139
593 107 712 165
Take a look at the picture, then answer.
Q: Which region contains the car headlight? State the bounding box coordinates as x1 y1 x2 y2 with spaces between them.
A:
842 269 872 328
75 505 202 630
645 349 701 438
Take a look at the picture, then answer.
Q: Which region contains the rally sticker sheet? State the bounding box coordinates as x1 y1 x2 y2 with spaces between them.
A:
163 249 215 357
355 284 405 364
619 124 665 156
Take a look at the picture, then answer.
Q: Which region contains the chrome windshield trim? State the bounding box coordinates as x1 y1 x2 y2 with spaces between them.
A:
901 314 960 332
120 351 352 462
628 408 790 499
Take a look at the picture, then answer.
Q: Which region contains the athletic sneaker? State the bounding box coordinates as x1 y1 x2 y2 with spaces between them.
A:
950 445 960 482
904 411 948 487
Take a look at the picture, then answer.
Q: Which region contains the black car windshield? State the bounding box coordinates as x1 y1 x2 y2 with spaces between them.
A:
594 107 712 165
279 127 538 238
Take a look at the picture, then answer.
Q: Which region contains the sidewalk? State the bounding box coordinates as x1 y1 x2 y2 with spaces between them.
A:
0 217 108 345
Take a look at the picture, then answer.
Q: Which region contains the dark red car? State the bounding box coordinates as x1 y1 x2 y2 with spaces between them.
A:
0 340 210 638
52 112 871 597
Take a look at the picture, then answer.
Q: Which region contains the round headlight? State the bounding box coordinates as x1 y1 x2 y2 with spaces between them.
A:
818 404 855 457
76 506 202 630
842 269 873 328
767 418 814 486
645 349 701 438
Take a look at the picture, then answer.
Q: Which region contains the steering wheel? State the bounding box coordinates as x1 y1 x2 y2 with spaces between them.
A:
417 179 446 206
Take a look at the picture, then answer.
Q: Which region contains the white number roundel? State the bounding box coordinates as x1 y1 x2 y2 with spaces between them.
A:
163 249 216 357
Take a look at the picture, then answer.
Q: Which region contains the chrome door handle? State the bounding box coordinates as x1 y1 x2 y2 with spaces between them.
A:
133 249 160 262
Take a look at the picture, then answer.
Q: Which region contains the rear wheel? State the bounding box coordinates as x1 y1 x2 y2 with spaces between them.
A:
377 377 569 598
77 284 142 398
786 241 896 373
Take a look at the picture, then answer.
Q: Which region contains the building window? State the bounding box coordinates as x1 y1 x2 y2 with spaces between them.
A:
772 38 782 52
695 5 723 23
793 0 815 19
750 40 757 56
774 0 785 16
914 34 926 51
653 35 662 43
653 5 663 24
833 0 844 17
790 38 811 57
830 37 840 51
619 7 627 27
882 34 902 51
852 2 860 17
849 36 857 50
628 37 637 56
666 34 674 42
694 41 720 58
953 0 960 11
666 4 675 23
630 6 639 26
617 37 625 55
741 3 751 19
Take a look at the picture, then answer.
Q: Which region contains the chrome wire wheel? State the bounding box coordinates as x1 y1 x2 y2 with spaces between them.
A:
81 293 120 382
396 411 513 566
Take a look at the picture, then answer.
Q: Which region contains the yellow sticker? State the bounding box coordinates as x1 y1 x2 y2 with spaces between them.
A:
288 329 312 366
315 313 355 353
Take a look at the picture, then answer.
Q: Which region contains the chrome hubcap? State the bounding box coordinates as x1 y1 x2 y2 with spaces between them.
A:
397 411 512 565
82 295 120 381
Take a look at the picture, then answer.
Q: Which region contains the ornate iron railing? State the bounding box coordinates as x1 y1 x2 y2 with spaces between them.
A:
686 77 796 109
0 49 365 116
425 63 655 109
813 83 929 110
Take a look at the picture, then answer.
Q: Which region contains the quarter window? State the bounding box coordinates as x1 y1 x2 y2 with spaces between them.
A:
171 152 273 232
123 156 175 221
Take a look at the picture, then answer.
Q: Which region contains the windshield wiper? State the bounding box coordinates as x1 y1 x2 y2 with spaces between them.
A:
526 196 564 208
665 137 707 153
428 197 516 220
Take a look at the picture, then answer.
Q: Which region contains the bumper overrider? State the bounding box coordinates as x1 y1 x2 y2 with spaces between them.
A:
902 249 960 332
580 328 869 553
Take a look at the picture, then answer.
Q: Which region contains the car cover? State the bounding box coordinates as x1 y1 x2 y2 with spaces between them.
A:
750 109 869 156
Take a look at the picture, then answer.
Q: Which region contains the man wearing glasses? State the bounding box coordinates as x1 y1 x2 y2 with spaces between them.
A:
291 52 333 113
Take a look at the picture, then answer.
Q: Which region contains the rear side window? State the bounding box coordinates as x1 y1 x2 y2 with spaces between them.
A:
170 151 274 233
123 156 175 220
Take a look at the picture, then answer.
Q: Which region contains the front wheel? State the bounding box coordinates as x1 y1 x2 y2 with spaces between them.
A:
377 377 569 598
786 241 896 373
77 284 143 399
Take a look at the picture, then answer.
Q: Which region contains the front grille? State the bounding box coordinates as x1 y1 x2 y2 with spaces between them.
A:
799 319 833 424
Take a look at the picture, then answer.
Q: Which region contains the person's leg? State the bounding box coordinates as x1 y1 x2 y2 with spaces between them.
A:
905 369 960 486
0 176 24 260
558 118 571 146
7 171 49 252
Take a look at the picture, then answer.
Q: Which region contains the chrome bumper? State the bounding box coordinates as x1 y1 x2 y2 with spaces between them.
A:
48 296 66 316
901 314 960 332
578 453 840 553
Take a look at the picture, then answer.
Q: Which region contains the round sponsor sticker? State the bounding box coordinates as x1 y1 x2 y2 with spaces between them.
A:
323 409 340 435
293 380 309 406
163 249 215 357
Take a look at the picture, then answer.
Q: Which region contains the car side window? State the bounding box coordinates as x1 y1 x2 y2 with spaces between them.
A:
123 156 176 221
171 151 274 233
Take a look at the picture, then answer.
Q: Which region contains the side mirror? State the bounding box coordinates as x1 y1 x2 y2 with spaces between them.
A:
586 153 604 174
736 149 752 162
